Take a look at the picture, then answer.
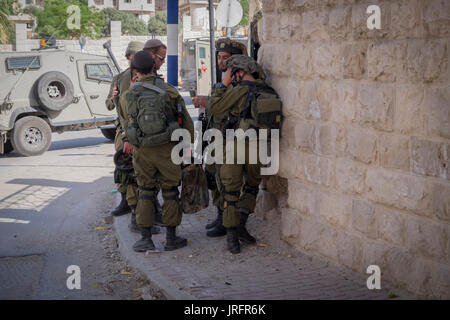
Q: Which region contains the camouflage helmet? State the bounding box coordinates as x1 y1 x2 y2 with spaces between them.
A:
215 38 248 56
224 55 265 80
114 149 134 172
125 41 144 56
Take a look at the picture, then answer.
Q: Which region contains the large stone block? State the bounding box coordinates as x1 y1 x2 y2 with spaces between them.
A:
405 217 449 263
316 224 339 261
287 180 319 217
303 154 335 187
433 181 450 222
377 208 405 247
357 83 394 132
272 78 302 118
261 14 278 42
335 158 367 195
281 208 302 242
262 0 276 13
342 43 367 80
300 80 334 121
379 133 410 172
302 9 330 41
366 168 432 214
394 84 426 136
297 215 326 253
345 128 377 164
313 124 337 156
294 120 314 152
291 44 313 79
312 43 343 80
319 192 351 229
367 41 407 82
330 80 358 124
404 40 448 83
425 86 450 139
390 0 423 39
428 263 450 299
360 241 388 274
278 148 303 180
280 118 297 148
352 199 377 239
411 137 449 180
351 2 391 40
328 6 352 41
336 231 363 270
423 0 450 37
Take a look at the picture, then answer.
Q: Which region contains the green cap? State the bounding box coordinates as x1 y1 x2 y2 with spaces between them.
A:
125 41 144 55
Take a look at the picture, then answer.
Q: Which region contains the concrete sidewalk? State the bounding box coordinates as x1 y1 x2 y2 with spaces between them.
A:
113 195 413 300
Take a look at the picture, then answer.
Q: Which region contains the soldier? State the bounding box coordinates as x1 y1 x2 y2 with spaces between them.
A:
143 39 167 76
105 41 161 234
208 55 281 254
194 38 247 238
122 51 194 252
106 41 142 220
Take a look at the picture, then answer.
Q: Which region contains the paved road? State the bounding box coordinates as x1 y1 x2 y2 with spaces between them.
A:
0 129 149 299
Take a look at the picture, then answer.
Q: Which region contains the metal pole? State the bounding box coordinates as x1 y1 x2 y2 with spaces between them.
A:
167 0 178 86
209 0 216 86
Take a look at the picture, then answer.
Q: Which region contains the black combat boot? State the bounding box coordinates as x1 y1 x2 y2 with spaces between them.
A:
205 210 220 229
226 227 240 254
206 210 226 237
164 226 187 251
111 192 131 216
132 227 155 252
237 209 256 244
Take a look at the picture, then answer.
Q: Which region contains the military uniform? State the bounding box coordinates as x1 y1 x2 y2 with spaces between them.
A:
122 69 194 251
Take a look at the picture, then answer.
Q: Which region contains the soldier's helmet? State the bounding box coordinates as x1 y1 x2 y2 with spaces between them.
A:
114 149 134 172
125 41 144 56
224 55 265 80
215 38 248 56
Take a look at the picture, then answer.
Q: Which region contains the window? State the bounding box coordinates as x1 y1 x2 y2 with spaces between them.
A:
6 56 40 70
85 63 113 81
199 47 206 59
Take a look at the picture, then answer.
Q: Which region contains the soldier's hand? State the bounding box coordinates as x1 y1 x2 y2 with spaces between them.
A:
123 142 134 155
222 68 233 87
193 96 208 108
112 87 119 97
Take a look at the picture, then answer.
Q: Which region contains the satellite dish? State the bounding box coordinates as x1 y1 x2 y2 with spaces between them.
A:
216 0 243 28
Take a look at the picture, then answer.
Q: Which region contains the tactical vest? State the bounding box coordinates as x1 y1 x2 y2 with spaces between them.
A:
126 80 180 147
222 81 283 135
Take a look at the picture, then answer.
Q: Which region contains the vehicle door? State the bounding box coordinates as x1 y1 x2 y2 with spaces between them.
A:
195 40 211 96
76 60 116 121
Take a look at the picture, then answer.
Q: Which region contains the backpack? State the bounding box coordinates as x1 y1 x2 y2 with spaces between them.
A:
240 81 283 131
126 81 180 147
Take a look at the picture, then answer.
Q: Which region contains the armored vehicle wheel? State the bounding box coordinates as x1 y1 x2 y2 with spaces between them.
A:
101 127 116 141
11 116 52 157
35 71 74 112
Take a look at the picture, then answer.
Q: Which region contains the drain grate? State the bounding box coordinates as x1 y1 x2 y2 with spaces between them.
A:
0 254 44 299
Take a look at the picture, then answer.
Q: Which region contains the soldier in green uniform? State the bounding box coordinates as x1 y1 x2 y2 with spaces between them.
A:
106 41 161 234
106 41 143 220
209 55 278 254
122 51 194 252
194 38 247 238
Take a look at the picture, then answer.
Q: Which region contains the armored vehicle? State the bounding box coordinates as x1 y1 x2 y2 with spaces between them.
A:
0 47 119 156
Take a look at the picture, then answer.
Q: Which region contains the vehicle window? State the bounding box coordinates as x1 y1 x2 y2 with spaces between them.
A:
199 47 206 59
85 63 113 81
6 56 40 70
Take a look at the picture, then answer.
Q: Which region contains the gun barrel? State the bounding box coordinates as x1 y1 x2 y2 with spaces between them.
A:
103 41 121 73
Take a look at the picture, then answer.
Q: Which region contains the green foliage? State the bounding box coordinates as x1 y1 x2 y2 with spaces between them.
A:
148 11 167 37
32 0 104 39
101 7 147 36
0 0 18 44
239 0 249 27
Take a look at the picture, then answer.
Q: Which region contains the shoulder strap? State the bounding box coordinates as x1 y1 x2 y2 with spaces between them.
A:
131 82 166 95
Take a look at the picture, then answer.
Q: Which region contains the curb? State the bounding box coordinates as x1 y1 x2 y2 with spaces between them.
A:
112 196 196 300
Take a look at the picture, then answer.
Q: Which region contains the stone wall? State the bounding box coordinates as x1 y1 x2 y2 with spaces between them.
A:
255 0 450 299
